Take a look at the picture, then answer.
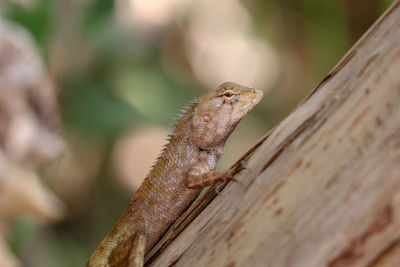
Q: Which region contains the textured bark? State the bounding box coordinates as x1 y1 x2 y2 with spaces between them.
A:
148 0 400 266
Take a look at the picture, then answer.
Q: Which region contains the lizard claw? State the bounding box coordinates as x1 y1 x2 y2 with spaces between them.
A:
231 160 248 174
239 160 248 169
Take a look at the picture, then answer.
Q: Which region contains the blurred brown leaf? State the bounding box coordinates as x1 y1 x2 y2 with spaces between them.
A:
0 18 66 266
0 18 64 167
0 157 65 224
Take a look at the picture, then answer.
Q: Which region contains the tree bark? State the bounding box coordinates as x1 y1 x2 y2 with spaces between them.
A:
148 0 400 266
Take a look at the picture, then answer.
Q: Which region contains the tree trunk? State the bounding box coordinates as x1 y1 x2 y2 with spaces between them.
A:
148 1 400 266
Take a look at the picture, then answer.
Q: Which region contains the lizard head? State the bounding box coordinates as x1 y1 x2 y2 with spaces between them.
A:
192 82 263 150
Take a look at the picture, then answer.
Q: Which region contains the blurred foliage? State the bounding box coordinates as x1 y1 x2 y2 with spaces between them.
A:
0 0 395 266
5 0 54 49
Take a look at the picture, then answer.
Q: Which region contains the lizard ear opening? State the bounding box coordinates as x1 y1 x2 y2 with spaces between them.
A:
203 114 211 123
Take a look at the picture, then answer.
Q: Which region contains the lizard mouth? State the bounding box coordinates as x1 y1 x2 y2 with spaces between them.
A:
235 89 263 115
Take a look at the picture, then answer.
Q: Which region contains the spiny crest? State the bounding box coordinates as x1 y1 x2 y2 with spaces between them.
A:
146 97 199 174
170 97 199 134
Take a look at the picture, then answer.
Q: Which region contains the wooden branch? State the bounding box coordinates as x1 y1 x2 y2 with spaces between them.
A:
148 1 400 266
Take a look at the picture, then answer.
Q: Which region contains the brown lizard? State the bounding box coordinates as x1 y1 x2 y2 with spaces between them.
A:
87 82 263 267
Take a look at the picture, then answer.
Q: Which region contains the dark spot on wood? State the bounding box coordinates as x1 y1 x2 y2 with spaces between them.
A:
299 117 328 148
325 180 334 189
325 172 340 189
235 222 244 233
274 208 283 216
209 249 215 258
357 54 378 78
225 231 236 249
375 117 383 127
305 161 312 168
224 222 245 247
225 223 244 246
349 136 356 144
363 132 375 147
198 247 206 259
294 159 303 168
365 88 370 94
374 71 384 83
344 183 362 201
347 105 372 133
307 136 323 153
322 142 330 151
386 102 393 114
211 229 219 239
328 205 393 267
329 249 362 267
262 181 286 204
370 205 393 233
272 198 279 204
224 261 236 267
380 127 400 149
367 239 400 266
357 147 363 157
168 254 183 267
350 183 360 193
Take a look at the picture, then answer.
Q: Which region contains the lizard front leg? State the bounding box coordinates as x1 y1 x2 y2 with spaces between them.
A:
184 157 239 189
185 168 236 189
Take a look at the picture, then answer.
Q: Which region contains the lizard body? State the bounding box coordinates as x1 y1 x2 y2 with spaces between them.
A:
87 82 263 266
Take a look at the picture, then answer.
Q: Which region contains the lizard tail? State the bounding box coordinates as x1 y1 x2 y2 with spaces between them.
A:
87 211 141 267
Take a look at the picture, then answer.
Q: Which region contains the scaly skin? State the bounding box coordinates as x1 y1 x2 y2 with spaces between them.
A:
87 82 263 266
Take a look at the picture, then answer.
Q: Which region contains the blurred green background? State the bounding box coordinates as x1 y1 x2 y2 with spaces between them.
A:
0 0 394 266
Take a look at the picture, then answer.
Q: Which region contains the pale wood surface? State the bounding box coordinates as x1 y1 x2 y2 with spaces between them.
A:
149 1 400 266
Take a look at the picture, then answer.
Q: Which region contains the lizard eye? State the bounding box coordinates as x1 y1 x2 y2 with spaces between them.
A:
224 91 233 98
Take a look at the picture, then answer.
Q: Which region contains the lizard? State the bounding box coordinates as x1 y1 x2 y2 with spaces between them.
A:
87 82 263 267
